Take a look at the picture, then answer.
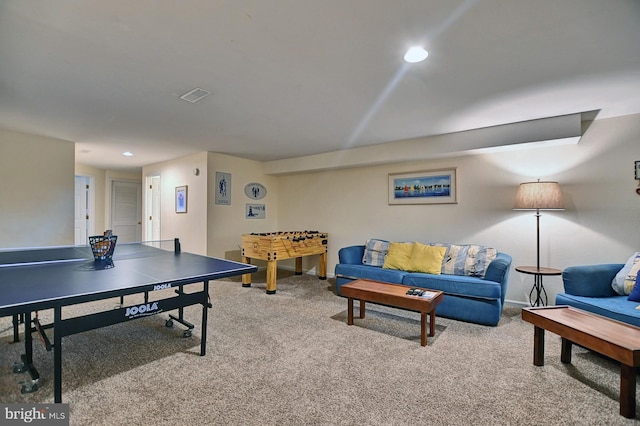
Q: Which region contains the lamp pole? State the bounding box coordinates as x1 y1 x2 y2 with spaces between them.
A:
536 208 541 271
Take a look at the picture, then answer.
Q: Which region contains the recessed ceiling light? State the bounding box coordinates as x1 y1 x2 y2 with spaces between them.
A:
404 46 429 63
122 151 134 157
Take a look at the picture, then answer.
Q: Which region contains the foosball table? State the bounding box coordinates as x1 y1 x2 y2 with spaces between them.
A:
241 231 328 294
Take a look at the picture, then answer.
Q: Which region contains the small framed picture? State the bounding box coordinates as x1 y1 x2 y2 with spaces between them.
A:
635 161 640 180
246 203 265 219
175 186 188 213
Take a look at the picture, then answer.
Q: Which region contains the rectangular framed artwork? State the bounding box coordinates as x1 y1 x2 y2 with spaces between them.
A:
245 203 265 219
175 185 188 213
215 172 231 205
388 168 457 205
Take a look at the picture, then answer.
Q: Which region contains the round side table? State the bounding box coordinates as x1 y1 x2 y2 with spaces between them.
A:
515 266 562 307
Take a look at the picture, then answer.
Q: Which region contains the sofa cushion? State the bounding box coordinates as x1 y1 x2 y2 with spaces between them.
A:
410 242 446 274
362 239 390 267
402 273 501 300
556 293 640 327
335 263 408 285
432 243 497 278
382 242 414 271
612 252 640 295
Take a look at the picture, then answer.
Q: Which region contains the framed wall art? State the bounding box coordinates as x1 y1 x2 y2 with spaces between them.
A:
175 185 188 213
244 182 267 200
388 168 457 205
215 172 231 205
245 203 265 219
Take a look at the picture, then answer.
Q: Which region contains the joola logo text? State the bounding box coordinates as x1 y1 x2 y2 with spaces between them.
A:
125 302 160 318
153 283 172 291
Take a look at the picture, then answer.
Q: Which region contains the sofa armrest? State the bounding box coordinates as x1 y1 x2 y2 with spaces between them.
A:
338 245 365 265
484 253 512 305
484 253 512 284
561 264 624 297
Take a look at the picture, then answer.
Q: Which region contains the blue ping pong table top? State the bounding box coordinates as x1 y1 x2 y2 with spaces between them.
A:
0 241 257 315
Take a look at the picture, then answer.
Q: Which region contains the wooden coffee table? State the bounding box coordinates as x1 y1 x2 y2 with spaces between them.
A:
340 279 444 346
522 306 640 418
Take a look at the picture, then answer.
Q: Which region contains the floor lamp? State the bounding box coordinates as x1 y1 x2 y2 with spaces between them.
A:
513 180 564 305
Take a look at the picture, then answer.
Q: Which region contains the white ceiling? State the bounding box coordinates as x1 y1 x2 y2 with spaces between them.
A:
1 1 639 172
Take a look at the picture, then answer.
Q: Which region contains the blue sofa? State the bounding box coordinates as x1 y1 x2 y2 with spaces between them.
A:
556 264 640 327
334 244 512 326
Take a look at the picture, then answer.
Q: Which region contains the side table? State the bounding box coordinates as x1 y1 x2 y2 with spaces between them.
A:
515 266 562 306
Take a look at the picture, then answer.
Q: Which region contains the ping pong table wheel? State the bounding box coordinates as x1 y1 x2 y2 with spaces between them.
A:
182 329 192 338
12 361 27 374
19 379 38 394
165 319 174 328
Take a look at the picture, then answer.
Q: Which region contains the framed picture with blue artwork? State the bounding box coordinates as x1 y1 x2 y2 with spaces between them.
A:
175 186 188 213
388 168 457 205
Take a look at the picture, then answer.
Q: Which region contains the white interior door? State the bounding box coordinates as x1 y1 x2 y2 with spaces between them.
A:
145 175 161 241
111 180 142 243
74 176 89 245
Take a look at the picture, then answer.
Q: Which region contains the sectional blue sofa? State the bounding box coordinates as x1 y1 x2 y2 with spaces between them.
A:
334 243 512 326
556 264 640 327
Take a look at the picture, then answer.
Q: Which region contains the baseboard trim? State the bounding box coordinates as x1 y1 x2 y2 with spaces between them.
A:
505 299 529 308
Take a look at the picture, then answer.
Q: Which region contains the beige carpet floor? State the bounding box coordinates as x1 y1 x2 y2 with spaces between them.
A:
1 271 639 425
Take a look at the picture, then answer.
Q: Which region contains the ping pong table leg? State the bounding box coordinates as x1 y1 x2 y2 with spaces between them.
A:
12 312 40 394
53 306 63 403
167 284 195 337
200 280 209 356
12 313 23 342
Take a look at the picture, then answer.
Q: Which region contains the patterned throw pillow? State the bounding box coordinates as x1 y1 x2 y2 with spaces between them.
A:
433 243 497 278
362 239 390 267
627 274 640 302
612 252 640 296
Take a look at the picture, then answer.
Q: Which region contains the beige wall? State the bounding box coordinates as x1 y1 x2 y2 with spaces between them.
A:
2 112 638 306
143 152 208 255
142 152 279 259
0 129 75 247
276 114 640 305
206 153 278 260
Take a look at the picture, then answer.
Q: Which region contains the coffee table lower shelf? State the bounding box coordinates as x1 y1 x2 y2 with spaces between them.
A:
340 279 444 346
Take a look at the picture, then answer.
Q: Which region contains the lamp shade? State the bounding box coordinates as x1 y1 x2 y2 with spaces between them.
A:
513 181 564 210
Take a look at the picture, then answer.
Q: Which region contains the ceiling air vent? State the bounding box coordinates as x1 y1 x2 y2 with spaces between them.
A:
179 88 210 103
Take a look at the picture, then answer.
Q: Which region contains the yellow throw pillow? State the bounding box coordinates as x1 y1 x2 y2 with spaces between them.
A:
382 242 414 270
410 242 446 274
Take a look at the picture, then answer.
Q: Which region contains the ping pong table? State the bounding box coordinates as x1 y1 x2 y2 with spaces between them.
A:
0 239 257 403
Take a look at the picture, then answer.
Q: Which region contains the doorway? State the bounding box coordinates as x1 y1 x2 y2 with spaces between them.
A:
111 180 142 242
74 175 95 245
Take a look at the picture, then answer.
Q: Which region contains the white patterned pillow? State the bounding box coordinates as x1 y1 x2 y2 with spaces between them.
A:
612 252 640 296
362 239 390 267
432 243 497 278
